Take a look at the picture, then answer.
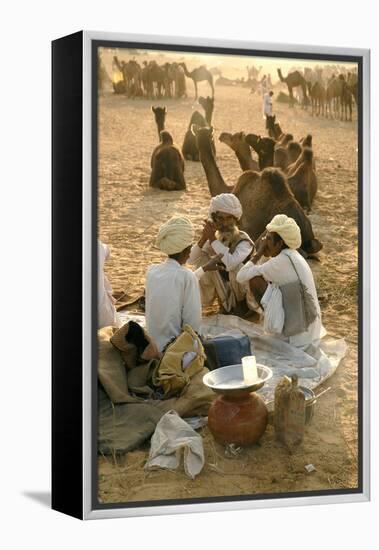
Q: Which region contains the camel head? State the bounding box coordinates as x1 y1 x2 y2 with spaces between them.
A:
191 125 214 152
300 134 312 148
219 131 246 152
245 134 275 169
266 115 276 137
281 133 294 147
152 106 167 126
199 96 215 125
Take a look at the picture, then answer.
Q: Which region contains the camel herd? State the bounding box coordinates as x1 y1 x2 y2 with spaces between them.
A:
149 98 322 258
277 68 358 121
108 56 215 100
100 52 358 122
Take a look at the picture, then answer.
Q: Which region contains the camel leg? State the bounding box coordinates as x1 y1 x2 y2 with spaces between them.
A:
194 80 198 101
248 276 268 306
288 86 294 108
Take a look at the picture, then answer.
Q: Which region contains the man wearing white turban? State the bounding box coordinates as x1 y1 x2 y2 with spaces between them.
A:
188 193 256 317
236 214 322 347
146 216 223 351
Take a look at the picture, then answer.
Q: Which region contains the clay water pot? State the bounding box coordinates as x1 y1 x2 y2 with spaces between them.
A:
208 391 268 446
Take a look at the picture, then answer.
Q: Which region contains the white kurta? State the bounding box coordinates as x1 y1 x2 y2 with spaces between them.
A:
98 240 118 329
236 249 323 347
188 240 253 271
145 259 203 352
262 92 273 116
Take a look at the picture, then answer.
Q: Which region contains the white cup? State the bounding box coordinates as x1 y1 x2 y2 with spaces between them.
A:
242 355 258 384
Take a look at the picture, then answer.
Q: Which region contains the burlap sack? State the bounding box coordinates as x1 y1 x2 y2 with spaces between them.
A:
110 321 160 369
152 367 216 417
98 327 140 403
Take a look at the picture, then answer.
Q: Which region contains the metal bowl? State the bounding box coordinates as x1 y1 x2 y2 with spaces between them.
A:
203 364 273 396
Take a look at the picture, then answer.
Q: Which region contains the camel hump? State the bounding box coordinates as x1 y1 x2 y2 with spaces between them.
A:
233 170 260 195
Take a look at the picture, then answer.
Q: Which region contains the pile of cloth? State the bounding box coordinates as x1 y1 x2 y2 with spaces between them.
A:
98 323 215 456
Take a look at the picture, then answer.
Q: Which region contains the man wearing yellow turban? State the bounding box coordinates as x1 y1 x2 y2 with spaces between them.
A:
237 214 322 347
146 216 223 351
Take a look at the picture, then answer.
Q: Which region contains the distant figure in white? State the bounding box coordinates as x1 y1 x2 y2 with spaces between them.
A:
263 90 274 129
98 240 118 328
260 74 268 95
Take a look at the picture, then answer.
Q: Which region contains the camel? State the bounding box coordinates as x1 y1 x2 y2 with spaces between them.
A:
277 133 294 148
151 106 166 140
182 111 207 161
326 75 344 119
339 76 353 121
198 96 214 126
219 132 259 172
300 134 313 148
150 130 186 191
179 63 214 100
244 134 276 169
193 127 322 255
347 72 358 105
182 97 215 161
308 80 326 117
167 62 187 98
246 65 263 80
265 115 280 140
287 148 317 212
142 61 166 99
122 60 143 98
277 69 309 106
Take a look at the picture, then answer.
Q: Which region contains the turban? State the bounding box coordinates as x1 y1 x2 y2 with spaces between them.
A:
266 214 301 250
209 193 242 220
155 216 194 255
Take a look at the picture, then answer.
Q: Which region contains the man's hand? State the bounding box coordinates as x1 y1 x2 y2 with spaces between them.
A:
203 253 225 272
201 219 217 243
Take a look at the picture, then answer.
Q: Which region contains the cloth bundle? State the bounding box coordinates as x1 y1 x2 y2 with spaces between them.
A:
145 410 205 479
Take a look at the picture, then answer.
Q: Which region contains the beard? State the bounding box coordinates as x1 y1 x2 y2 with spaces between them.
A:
216 224 239 246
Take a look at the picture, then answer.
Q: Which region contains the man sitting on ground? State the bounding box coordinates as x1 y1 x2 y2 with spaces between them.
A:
188 193 256 317
145 216 223 352
236 214 322 348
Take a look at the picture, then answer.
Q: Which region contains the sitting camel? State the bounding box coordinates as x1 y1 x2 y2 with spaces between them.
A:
151 106 166 141
150 130 186 191
193 126 322 256
287 148 317 211
219 131 259 172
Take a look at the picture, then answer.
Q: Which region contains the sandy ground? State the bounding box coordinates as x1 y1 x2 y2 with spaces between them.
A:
97 80 359 504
